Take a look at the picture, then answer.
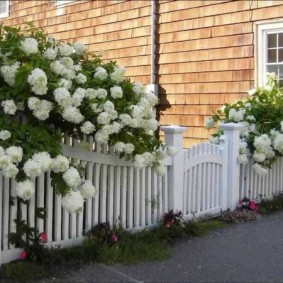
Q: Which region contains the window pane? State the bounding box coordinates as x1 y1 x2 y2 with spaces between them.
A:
279 65 283 79
268 49 277 63
268 33 277 48
267 65 278 75
279 33 283 47
279 49 283 62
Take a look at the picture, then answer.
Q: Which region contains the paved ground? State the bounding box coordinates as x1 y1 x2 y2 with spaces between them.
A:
43 210 283 283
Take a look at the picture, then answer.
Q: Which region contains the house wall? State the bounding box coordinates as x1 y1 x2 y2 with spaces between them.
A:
1 0 283 147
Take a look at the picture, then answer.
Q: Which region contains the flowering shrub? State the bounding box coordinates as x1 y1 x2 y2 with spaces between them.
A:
162 210 183 228
0 23 175 213
239 197 257 211
205 73 283 176
86 222 118 246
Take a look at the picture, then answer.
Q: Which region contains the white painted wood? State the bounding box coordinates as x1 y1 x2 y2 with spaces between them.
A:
37 174 45 233
107 166 114 226
93 163 101 226
140 168 146 227
100 165 107 223
120 167 127 228
133 168 140 227
46 172 53 242
145 167 152 225
127 167 134 228
54 195 62 241
3 178 9 250
113 166 121 227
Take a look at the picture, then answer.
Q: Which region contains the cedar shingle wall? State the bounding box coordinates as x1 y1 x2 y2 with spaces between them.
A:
2 0 283 147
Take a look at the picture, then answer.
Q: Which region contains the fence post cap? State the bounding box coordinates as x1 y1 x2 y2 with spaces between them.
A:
160 125 187 133
220 122 244 130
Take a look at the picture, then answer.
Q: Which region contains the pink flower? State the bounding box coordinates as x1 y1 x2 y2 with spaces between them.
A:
19 250 27 260
39 232 48 243
111 234 118 242
165 220 173 228
249 201 257 211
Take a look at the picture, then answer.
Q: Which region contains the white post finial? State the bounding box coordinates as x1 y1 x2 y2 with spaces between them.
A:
161 125 186 211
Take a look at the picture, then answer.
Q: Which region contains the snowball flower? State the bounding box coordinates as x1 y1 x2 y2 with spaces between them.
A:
167 146 177 156
253 151 266 163
20 37 38 55
28 68 48 95
2 99 17 115
79 180 97 199
154 163 166 176
110 86 123 99
253 163 268 176
23 159 42 178
85 88 97 99
63 167 81 188
28 97 41 111
54 87 72 107
73 42 86 54
205 117 216 129
58 78 72 90
248 89 256 96
72 88 86 107
1 62 20 86
145 92 159 107
62 106 85 124
239 141 247 154
61 190 84 213
3 163 19 178
96 88 108 99
5 146 23 163
110 66 125 83
113 142 125 153
274 133 283 154
75 73 87 84
94 66 108 80
43 47 58 60
97 112 111 125
33 100 53 121
80 121 95 134
133 82 145 95
238 154 248 164
16 180 35 201
0 130 11 141
58 43 73 56
254 134 271 153
52 155 69 173
32 152 53 171
0 155 11 169
209 136 219 145
124 143 135 154
60 57 74 68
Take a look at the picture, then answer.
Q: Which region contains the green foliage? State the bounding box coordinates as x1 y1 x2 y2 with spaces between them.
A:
257 195 283 214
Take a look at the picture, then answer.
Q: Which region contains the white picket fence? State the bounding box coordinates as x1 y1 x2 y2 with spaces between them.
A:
1 123 283 265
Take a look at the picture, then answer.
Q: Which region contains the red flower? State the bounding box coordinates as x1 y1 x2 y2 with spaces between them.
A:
39 232 48 243
19 250 27 260
165 220 173 227
111 234 118 242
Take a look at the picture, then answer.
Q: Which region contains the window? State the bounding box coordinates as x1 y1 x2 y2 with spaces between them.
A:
0 0 9 18
55 0 75 5
256 21 283 87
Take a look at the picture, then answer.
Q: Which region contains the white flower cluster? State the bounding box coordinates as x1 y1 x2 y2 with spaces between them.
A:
1 62 20 86
27 68 48 95
2 99 17 115
110 66 125 83
94 66 108 80
28 97 53 120
21 38 38 55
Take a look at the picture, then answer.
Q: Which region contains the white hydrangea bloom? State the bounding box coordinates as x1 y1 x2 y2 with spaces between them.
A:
0 146 5 156
2 99 17 115
43 47 58 60
248 89 256 96
246 115 255 121
85 88 97 99
21 38 38 55
133 82 145 95
5 146 23 163
110 66 125 83
145 92 158 106
95 130 109 143
0 130 11 141
124 143 135 154
63 167 81 188
245 103 252 110
94 66 108 81
253 151 266 163
156 149 167 160
28 68 48 95
1 62 20 86
239 141 247 154
97 112 111 125
75 73 87 84
103 101 115 113
0 155 11 169
254 134 271 153
50 60 65 76
62 106 85 124
119 114 132 126
238 154 248 164
61 190 84 213
33 100 53 120
16 180 35 201
144 118 159 131
154 162 166 176
51 155 69 173
60 57 74 68
58 78 72 90
80 121 95 135
110 86 123 99
113 142 125 153
96 88 108 99
205 117 216 129
133 154 147 168
72 88 86 107
274 133 283 154
110 121 122 133
3 163 19 179
64 69 76 80
228 108 236 120
234 109 245 122
28 97 41 111
209 136 219 145
73 42 86 54
253 163 268 176
79 180 97 199
54 87 72 107
32 152 53 171
167 146 177 156
58 43 73 57
23 159 42 178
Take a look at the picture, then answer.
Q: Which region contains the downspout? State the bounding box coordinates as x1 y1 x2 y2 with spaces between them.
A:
147 0 158 96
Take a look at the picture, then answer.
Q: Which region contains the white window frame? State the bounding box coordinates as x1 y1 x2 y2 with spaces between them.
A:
256 20 283 87
0 0 9 19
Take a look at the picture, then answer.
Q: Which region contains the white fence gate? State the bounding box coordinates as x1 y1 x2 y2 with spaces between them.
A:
1 123 283 265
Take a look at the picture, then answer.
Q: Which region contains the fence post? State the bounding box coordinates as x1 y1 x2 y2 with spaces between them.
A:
160 125 186 211
220 123 243 211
